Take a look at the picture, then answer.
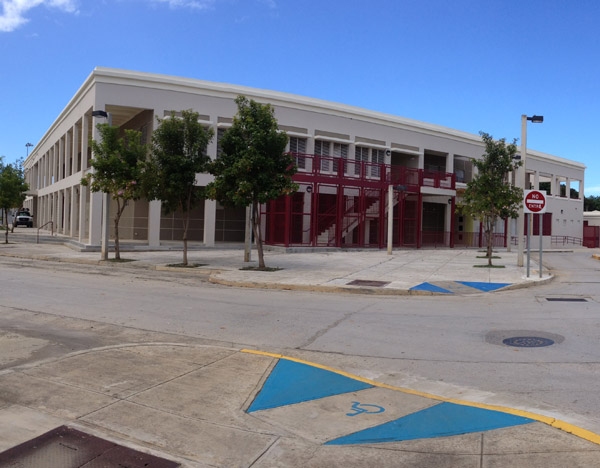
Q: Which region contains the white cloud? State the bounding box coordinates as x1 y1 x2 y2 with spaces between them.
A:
152 0 215 9
0 0 77 32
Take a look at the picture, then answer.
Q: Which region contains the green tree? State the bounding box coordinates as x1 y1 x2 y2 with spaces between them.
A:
81 124 147 260
0 157 29 244
458 132 523 266
207 96 297 269
144 110 214 266
585 195 600 211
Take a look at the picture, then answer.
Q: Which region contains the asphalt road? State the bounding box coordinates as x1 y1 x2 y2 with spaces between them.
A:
0 250 599 437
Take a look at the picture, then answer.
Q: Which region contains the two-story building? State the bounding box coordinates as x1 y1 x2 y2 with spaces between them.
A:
23 68 586 250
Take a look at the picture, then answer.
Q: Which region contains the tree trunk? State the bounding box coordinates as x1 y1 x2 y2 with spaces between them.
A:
182 203 189 266
487 217 494 266
114 200 126 260
252 200 265 269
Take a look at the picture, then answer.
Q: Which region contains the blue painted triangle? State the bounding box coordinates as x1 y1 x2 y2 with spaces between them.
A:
247 359 373 413
456 281 511 292
325 402 533 445
410 282 454 294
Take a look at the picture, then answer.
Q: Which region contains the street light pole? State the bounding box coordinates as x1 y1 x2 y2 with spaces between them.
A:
517 114 543 267
91 110 112 261
25 142 33 158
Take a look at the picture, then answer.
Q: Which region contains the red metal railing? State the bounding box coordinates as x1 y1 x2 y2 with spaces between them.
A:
289 153 455 191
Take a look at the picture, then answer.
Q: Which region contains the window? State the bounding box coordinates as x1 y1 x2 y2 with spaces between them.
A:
333 142 348 173
371 149 384 177
355 147 384 177
355 147 369 175
216 127 227 157
290 137 307 169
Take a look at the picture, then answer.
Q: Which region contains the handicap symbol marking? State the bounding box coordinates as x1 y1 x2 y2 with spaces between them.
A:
346 401 385 417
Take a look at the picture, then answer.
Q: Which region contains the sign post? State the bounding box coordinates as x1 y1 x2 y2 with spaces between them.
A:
523 190 547 278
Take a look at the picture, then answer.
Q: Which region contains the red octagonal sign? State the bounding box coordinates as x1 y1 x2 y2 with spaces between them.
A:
524 190 547 214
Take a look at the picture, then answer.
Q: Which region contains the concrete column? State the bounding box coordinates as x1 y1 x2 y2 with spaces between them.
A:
580 178 585 200
66 130 72 177
64 189 71 234
70 186 77 237
148 200 162 247
566 177 571 198
79 185 88 243
81 114 89 172
88 191 103 245
417 151 425 170
534 171 539 190
73 123 79 173
59 190 65 233
203 199 216 246
206 123 218 160
446 153 454 174
58 137 64 181
47 193 52 229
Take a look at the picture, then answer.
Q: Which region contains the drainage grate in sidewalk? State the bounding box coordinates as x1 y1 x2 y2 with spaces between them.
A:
0 425 179 468
347 279 390 287
546 297 588 302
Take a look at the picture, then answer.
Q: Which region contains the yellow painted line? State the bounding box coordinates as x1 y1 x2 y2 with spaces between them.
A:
242 348 600 446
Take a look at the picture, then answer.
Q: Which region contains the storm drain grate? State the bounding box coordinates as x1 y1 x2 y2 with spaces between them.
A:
502 336 555 348
546 297 588 302
347 279 390 287
0 425 180 467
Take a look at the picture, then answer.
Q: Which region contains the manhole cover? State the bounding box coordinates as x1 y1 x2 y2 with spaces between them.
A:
546 297 587 302
347 279 390 287
502 336 555 347
0 425 179 467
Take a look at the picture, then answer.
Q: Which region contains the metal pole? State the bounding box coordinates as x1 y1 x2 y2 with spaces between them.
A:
539 213 543 278
517 115 527 267
100 112 112 261
387 185 393 255
526 213 531 278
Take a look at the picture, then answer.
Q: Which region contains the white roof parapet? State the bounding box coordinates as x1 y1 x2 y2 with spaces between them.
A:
26 66 585 173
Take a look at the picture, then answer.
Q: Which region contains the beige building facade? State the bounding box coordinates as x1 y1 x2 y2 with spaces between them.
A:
22 68 586 250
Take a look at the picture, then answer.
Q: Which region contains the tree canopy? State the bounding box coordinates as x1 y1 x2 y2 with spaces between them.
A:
207 96 297 268
144 110 214 265
82 124 147 259
458 132 523 265
0 157 29 244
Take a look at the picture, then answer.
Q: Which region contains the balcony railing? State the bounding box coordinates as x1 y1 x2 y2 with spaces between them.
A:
289 153 455 191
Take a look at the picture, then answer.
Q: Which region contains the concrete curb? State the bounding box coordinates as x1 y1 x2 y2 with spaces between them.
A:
0 249 553 296
208 274 553 296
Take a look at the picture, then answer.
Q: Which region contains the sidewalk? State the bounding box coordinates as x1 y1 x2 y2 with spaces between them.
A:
1 232 599 466
1 229 553 296
1 344 599 467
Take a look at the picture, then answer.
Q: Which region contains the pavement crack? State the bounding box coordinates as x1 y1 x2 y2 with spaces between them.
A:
297 305 368 348
247 436 281 468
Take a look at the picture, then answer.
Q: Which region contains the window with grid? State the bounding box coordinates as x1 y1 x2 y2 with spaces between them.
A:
216 127 226 157
290 137 307 169
371 149 384 177
355 146 369 175
333 143 348 173
315 140 330 171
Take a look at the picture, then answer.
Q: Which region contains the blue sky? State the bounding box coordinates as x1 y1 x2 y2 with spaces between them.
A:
1 0 599 194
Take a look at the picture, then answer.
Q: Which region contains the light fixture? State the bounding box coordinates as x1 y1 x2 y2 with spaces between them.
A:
92 110 108 118
527 115 544 123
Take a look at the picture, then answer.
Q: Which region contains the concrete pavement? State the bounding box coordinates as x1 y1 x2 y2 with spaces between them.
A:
2 228 554 296
1 342 599 467
1 231 599 466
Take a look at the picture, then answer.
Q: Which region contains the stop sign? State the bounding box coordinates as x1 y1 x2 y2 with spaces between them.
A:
524 190 547 213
